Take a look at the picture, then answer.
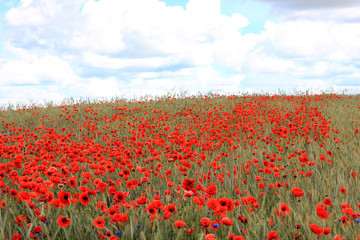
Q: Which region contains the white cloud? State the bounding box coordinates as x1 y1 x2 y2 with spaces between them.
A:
255 0 360 10
254 0 360 21
1 0 360 106
0 54 76 86
0 85 65 106
240 18 360 89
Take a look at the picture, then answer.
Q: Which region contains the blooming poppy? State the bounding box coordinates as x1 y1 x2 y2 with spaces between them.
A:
57 215 71 228
57 190 71 206
290 187 304 198
323 227 331 235
323 198 332 206
310 224 323 236
68 176 77 188
10 189 18 198
174 220 186 229
79 192 90 205
33 226 42 233
12 233 23 240
200 218 210 228
193 196 206 210
266 231 279 240
182 179 196 191
205 233 216 240
114 191 126 203
280 203 291 216
220 217 233 226
19 191 31 202
205 185 217 196
207 198 220 211
340 216 350 225
316 205 328 219
93 217 105 229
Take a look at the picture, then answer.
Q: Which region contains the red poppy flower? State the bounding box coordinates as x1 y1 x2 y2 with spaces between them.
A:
316 205 328 219
280 203 291 216
323 198 332 206
205 233 216 240
182 179 196 191
57 215 71 228
207 198 220 211
266 231 279 240
136 197 149 206
164 203 177 214
193 196 206 210
10 189 18 198
200 217 210 228
33 226 42 233
68 176 77 188
341 216 350 225
174 220 187 229
19 191 31 202
79 192 90 205
146 205 157 216
93 217 105 229
205 185 217 196
340 187 346 194
290 187 304 198
323 227 331 235
310 224 323 236
57 190 71 206
151 200 164 210
12 233 23 240
220 217 233 226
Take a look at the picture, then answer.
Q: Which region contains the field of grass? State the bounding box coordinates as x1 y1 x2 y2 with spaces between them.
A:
0 93 359 240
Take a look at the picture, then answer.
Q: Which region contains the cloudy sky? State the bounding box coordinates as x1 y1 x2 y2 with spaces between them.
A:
1 0 360 105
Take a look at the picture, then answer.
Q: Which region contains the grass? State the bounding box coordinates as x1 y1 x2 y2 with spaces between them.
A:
0 91 359 239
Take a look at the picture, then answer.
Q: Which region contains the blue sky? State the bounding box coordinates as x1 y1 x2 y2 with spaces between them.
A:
1 0 360 105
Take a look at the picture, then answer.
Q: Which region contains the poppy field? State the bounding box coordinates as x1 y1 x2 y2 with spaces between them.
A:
0 93 359 240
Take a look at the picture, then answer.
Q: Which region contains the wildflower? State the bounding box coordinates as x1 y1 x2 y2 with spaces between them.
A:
200 218 210 228
210 221 220 231
79 192 90 205
323 198 332 206
205 233 216 240
93 217 105 229
19 191 31 202
174 220 186 229
220 217 233 226
266 231 279 240
12 233 23 240
316 205 328 219
310 224 323 236
280 203 291 216
182 179 196 191
57 190 71 206
205 185 217 196
57 215 71 228
340 216 350 225
323 227 331 235
193 196 206 210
